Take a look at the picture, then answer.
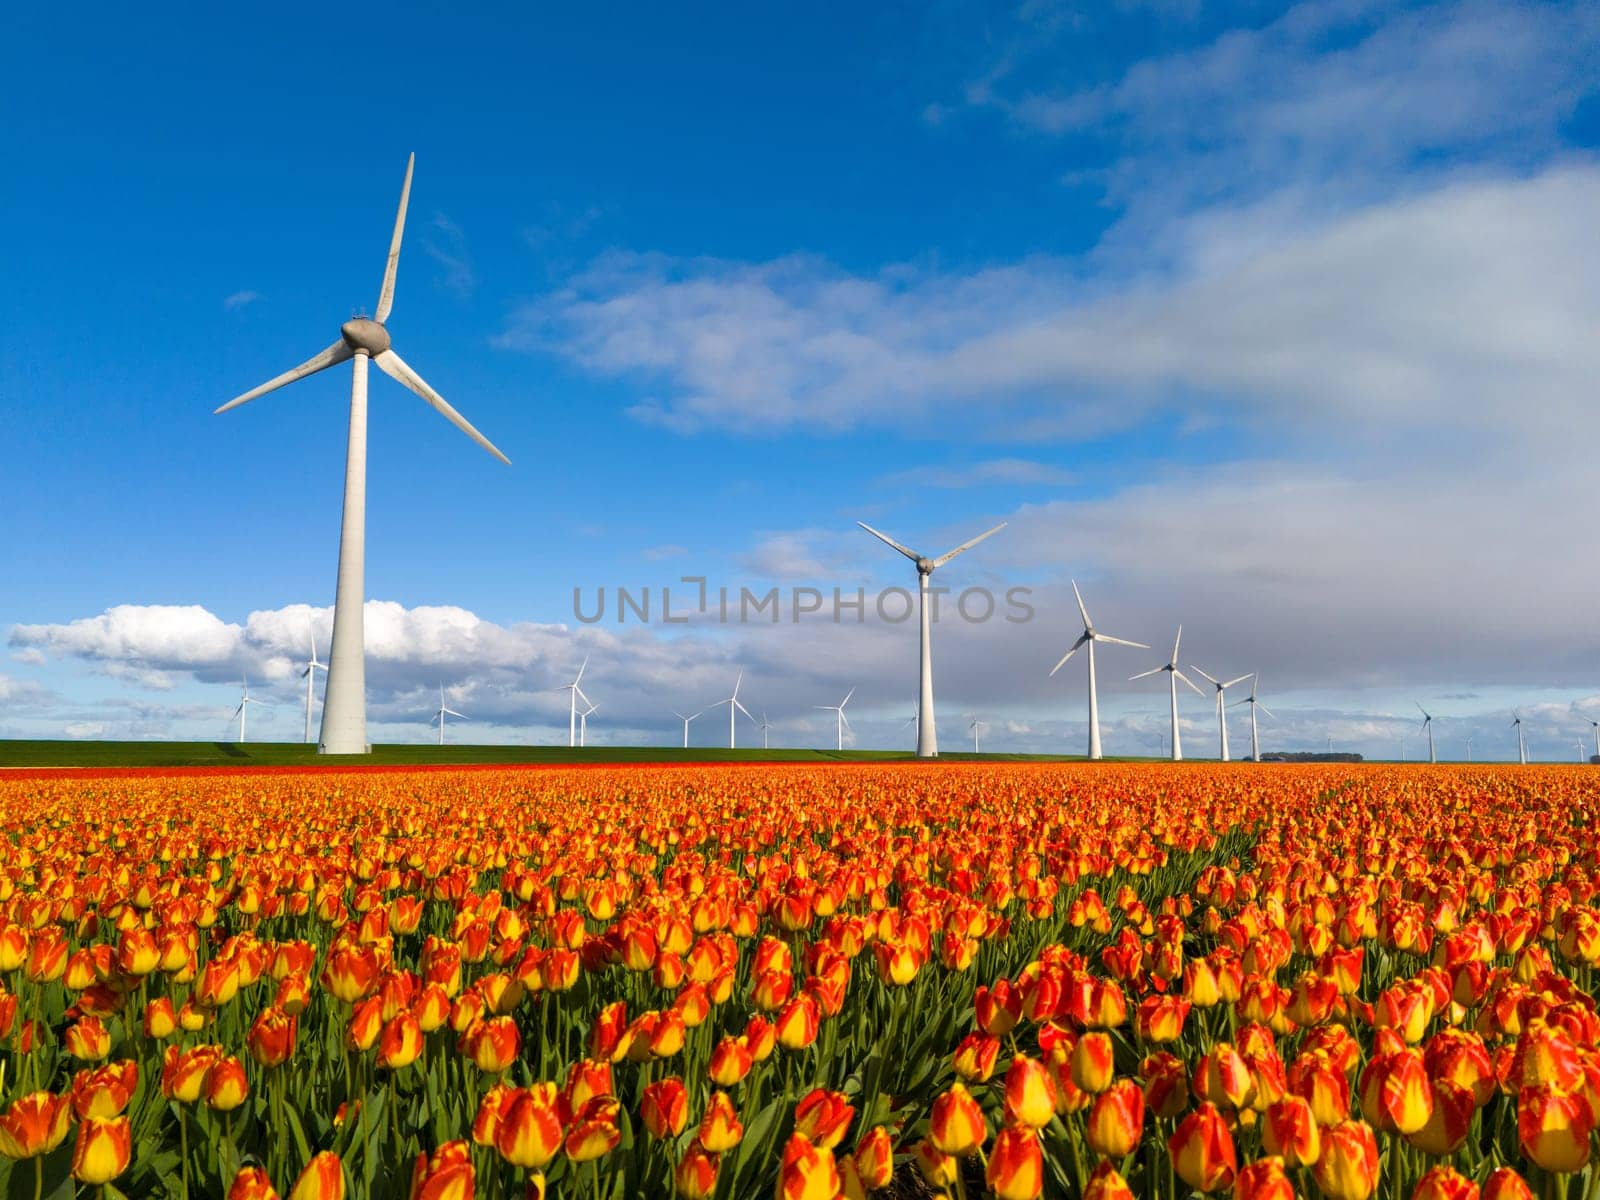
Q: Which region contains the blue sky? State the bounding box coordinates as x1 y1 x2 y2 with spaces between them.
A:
5 0 1600 759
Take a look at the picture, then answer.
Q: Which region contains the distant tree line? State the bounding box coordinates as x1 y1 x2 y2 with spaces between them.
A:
1259 752 1365 762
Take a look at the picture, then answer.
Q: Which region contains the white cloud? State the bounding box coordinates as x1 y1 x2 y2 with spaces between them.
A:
423 214 475 299
881 459 1074 489
223 290 261 311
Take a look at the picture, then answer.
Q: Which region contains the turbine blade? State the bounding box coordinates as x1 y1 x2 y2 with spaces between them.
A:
1192 666 1220 686
374 153 414 324
1415 701 1428 719
1174 670 1204 696
856 521 919 562
1257 705 1275 719
1171 625 1182 663
1095 634 1148 650
1071 579 1091 629
1223 673 1253 689
1129 667 1164 681
373 348 511 464
1048 633 1091 676
575 655 588 685
841 687 855 707
216 340 354 413
930 521 1006 569
735 699 753 720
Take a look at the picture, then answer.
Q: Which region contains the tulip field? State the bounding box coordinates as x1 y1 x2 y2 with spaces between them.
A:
2 762 1600 1200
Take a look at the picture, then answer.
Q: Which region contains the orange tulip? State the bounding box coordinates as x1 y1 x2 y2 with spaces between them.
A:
928 1083 986 1156
564 1098 621 1163
675 1142 719 1198
953 1032 1001 1083
1004 1055 1058 1129
1413 1166 1480 1200
378 1013 423 1070
1086 1079 1144 1159
228 1166 282 1200
288 1151 346 1200
699 1091 744 1152
1168 1102 1237 1194
71 1116 131 1185
1261 1096 1320 1167
64 1016 110 1062
0 1091 73 1159
1312 1120 1380 1200
641 1078 688 1140
1072 1031 1116 1095
1233 1158 1294 1200
852 1125 894 1190
793 1088 854 1150
709 1035 754 1086
204 1056 251 1112
1481 1168 1534 1200
461 1015 520 1073
70 1060 138 1119
496 1087 563 1169
776 1132 841 1200
1517 1084 1593 1173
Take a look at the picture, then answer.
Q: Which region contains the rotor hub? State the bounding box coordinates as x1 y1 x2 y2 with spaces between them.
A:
341 318 391 356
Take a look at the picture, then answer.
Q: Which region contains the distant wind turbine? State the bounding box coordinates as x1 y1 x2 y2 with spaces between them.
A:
900 702 920 750
970 718 986 754
671 710 701 749
1192 666 1252 761
1048 581 1147 760
1465 737 1473 762
300 636 327 743
430 684 467 746
1417 703 1437 763
857 520 1006 757
709 671 755 749
815 688 855 752
230 677 270 743
1512 709 1527 764
1578 741 1587 763
579 701 598 748
1228 674 1274 763
758 712 773 751
558 657 591 748
216 154 510 755
1131 627 1203 761
1583 717 1599 761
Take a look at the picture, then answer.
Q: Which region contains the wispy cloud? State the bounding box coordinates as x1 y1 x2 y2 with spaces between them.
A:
222 290 261 311
423 214 475 299
881 459 1074 489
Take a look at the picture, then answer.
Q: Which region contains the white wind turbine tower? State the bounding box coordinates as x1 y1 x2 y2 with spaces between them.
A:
857 520 1006 758
1465 737 1473 762
1131 627 1203 760
300 636 327 743
1512 709 1527 764
579 701 598 748
814 688 854 752
671 710 701 749
216 155 510 755
430 684 467 746
1582 717 1599 761
1416 703 1437 763
1228 673 1275 763
558 657 591 748
709 671 756 749
758 712 773 751
1192 667 1253 761
230 677 270 743
1578 741 1587 763
970 718 986 753
1047 581 1147 760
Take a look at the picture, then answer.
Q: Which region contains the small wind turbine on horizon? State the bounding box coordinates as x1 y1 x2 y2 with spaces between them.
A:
558 657 592 748
814 689 855 752
1131 627 1202 761
1512 709 1527 764
300 635 327 743
1578 741 1587 764
579 701 598 748
900 702 920 750
429 684 467 746
857 519 1005 758
216 154 510 755
759 712 773 751
1228 674 1274 763
1192 666 1252 761
970 718 986 753
230 677 269 743
1417 703 1437 763
1047 581 1147 760
671 710 701 749
709 671 755 749
1582 717 1599 761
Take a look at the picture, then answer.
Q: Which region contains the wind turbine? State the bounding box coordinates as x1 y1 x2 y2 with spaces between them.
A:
579 701 598 748
230 678 270 743
1192 666 1252 761
970 718 986 754
1465 737 1473 762
671 710 701 750
558 657 591 749
216 155 510 755
758 712 773 751
1578 741 1587 764
857 520 1006 757
300 636 327 743
1131 627 1203 761
1582 717 1599 761
1047 581 1148 759
900 702 920 750
1512 710 1527 764
709 671 755 749
814 688 854 752
1416 703 1437 763
430 684 467 746
1228 674 1274 762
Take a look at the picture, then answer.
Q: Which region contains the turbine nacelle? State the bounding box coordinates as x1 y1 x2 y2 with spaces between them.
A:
340 318 391 356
